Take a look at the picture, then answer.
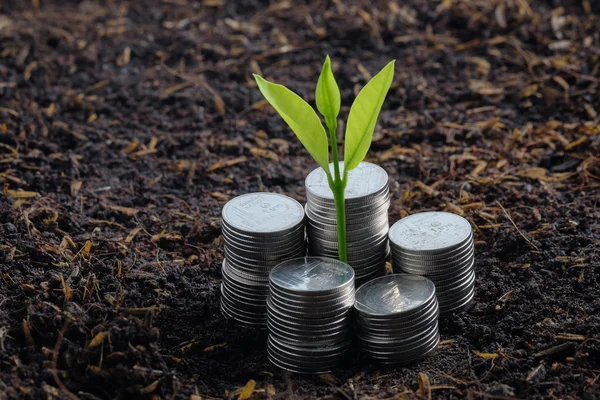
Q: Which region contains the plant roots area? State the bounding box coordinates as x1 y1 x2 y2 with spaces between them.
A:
1 0 599 399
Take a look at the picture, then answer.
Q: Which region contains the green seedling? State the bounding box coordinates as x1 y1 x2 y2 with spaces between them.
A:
254 57 394 262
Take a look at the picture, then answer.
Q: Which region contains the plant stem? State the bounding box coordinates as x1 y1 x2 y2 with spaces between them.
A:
331 180 347 262
325 117 347 262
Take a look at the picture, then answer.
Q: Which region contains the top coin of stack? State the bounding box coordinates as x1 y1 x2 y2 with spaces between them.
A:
354 274 440 365
220 192 306 327
267 257 355 374
305 162 390 284
389 212 475 316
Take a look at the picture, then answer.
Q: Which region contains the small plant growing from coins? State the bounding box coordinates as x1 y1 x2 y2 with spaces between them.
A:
254 57 394 262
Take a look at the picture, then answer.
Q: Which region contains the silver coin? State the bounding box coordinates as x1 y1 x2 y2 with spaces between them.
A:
268 345 348 367
223 262 272 281
224 256 284 275
359 334 439 362
310 223 389 243
354 261 388 276
268 282 354 303
224 240 306 261
266 294 351 318
267 323 349 343
356 292 437 323
222 260 269 285
224 248 283 267
267 340 350 370
357 310 439 340
389 212 472 255
267 307 350 330
438 284 475 315
391 243 474 271
367 332 439 358
269 257 354 296
221 304 267 328
222 279 268 301
356 295 438 329
223 257 274 277
267 341 348 363
355 270 386 286
358 321 438 349
268 293 354 318
436 270 476 299
222 260 271 282
371 340 439 365
367 333 440 363
308 232 389 254
220 300 266 322
222 232 305 254
309 240 389 260
221 271 269 294
306 193 390 216
221 288 266 312
267 321 348 345
267 314 349 335
306 182 389 206
221 213 304 237
354 274 436 318
268 285 354 309
221 290 266 313
222 225 305 249
305 205 389 227
306 161 389 200
306 215 388 235
267 295 353 320
267 346 339 374
359 333 439 361
309 227 388 244
426 257 475 282
391 235 474 263
310 237 389 256
394 255 474 277
358 320 438 349
391 249 474 275
269 335 351 354
433 263 476 291
225 247 306 270
222 192 304 235
224 238 306 258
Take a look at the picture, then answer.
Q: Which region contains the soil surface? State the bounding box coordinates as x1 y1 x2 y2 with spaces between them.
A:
1 0 600 399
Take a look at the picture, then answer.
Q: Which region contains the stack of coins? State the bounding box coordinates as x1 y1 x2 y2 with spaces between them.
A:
220 193 306 327
354 274 440 365
389 212 476 316
266 257 355 374
305 162 390 283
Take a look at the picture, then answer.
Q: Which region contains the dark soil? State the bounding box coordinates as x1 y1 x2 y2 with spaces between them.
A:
1 0 600 399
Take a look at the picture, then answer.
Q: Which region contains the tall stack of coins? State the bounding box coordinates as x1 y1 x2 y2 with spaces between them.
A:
220 193 306 327
354 274 440 365
389 212 476 316
267 257 355 374
305 162 390 284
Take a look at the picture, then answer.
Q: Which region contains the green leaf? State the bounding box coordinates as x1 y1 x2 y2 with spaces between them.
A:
315 56 341 123
254 74 330 170
343 60 395 172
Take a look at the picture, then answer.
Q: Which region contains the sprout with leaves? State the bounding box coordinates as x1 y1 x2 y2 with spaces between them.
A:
254 57 395 262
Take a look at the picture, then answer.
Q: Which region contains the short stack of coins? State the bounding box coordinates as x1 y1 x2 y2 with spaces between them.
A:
220 192 306 327
305 162 390 284
266 257 355 374
354 274 440 365
389 212 476 316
